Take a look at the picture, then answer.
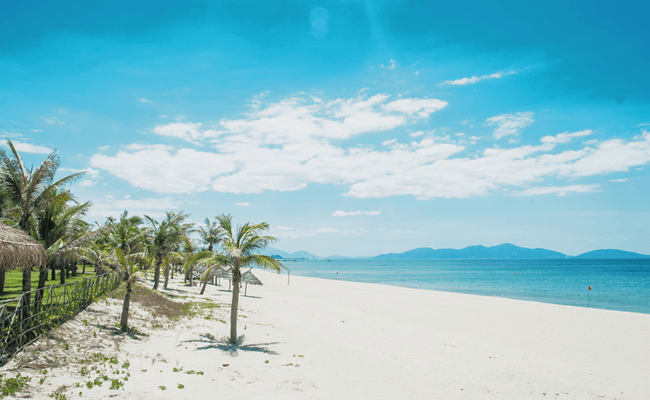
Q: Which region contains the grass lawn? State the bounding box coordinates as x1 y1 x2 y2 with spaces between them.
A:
0 265 97 303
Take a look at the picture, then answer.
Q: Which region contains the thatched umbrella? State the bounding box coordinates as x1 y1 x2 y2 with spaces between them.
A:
212 266 233 290
241 268 262 296
0 223 47 296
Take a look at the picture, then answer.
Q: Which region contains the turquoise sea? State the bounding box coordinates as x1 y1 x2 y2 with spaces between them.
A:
281 259 650 314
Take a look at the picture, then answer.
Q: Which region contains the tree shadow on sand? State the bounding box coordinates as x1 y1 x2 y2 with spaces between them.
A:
185 334 280 356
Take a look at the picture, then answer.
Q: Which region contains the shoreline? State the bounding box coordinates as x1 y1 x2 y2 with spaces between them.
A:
2 269 649 399
281 259 650 315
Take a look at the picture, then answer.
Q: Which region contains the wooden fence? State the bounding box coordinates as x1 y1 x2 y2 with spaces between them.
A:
0 273 120 364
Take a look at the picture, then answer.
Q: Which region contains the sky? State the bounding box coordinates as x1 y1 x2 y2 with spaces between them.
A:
1 0 649 257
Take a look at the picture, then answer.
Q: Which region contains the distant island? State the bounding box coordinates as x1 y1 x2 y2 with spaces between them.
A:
262 244 650 260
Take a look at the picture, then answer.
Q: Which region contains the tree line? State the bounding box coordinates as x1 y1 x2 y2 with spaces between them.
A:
0 139 285 345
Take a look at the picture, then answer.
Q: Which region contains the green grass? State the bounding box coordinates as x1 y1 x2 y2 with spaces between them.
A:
0 265 97 304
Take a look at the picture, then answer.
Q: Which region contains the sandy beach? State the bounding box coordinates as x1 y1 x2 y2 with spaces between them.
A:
3 270 650 399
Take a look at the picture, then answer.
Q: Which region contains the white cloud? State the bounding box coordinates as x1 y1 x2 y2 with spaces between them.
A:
381 59 399 70
442 71 516 86
139 98 153 103
514 185 600 197
235 202 252 206
272 226 369 239
486 111 534 139
79 180 97 187
91 145 231 193
98 145 110 151
45 117 64 126
0 130 23 138
332 208 381 217
60 167 101 187
541 130 593 144
390 229 418 234
11 141 53 154
609 178 628 182
90 94 650 201
60 167 100 179
86 197 179 221
151 122 203 144
31 129 43 132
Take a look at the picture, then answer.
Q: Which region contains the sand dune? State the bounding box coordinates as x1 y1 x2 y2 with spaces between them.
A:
3 270 649 399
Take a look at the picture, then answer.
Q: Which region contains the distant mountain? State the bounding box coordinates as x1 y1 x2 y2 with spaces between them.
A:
324 255 372 260
374 243 567 260
260 247 319 259
574 249 650 259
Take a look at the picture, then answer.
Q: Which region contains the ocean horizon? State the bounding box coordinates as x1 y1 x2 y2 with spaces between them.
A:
277 259 650 315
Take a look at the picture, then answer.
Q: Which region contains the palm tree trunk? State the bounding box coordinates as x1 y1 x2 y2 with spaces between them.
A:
153 259 161 290
59 263 66 284
35 266 48 314
121 282 131 331
200 276 208 295
51 266 56 280
82 262 86 274
0 269 5 295
229 270 241 344
163 264 170 289
22 267 32 315
72 262 77 276
189 266 194 286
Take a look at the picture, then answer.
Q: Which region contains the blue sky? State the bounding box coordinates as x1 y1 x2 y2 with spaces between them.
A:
1 0 649 256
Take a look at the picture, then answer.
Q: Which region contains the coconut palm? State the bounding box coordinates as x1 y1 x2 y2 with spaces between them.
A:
194 214 285 344
0 140 84 234
37 189 91 285
0 140 84 298
144 211 193 290
114 248 143 331
198 218 223 252
179 236 200 285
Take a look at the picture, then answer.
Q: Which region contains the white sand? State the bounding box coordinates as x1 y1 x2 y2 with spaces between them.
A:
3 270 650 399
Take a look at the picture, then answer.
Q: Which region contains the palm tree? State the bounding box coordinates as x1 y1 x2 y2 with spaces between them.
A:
179 236 200 286
198 218 223 252
114 248 143 331
37 189 91 285
197 214 285 345
106 211 144 255
0 140 84 299
144 211 193 290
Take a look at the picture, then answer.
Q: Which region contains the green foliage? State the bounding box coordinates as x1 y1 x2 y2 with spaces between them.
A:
158 385 166 391
0 266 97 303
109 379 124 390
49 393 68 400
177 383 185 389
0 373 31 397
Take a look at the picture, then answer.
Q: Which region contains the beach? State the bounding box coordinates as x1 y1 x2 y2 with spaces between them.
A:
3 270 650 399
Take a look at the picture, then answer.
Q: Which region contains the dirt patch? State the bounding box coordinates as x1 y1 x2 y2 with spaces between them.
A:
107 284 192 320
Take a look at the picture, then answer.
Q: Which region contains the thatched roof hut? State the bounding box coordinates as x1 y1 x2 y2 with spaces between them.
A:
0 223 47 271
242 269 262 296
214 266 233 279
242 269 263 286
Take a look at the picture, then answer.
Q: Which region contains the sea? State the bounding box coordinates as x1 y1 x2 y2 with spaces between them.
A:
280 259 650 315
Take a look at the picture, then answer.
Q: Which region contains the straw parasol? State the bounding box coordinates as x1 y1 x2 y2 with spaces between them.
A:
0 223 46 271
241 268 262 296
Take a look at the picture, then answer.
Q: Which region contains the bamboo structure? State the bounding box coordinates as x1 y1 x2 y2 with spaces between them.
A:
0 273 120 365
